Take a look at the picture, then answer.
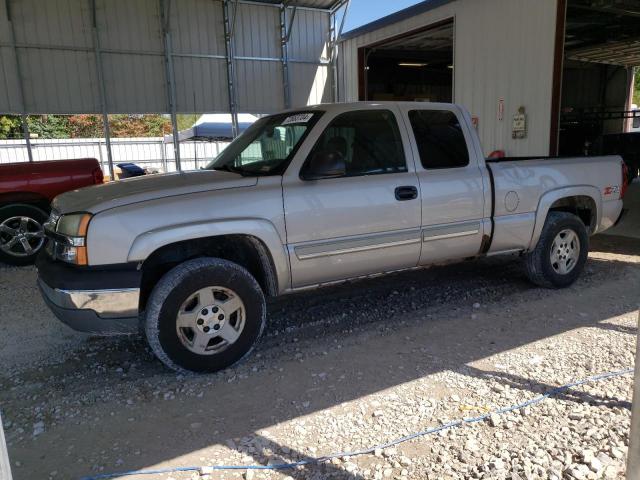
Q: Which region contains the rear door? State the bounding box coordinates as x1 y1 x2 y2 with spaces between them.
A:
282 106 422 288
397 104 488 264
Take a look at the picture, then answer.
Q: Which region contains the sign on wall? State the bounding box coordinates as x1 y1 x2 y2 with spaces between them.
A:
512 106 527 139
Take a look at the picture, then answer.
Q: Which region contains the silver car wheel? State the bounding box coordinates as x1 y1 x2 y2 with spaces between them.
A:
549 228 580 275
0 216 45 257
175 286 246 355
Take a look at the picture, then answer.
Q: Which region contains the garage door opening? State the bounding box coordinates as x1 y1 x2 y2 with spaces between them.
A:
358 20 454 103
556 0 640 172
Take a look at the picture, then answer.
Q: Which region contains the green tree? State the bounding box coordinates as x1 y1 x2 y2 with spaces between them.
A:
177 114 199 131
634 68 640 106
26 115 71 138
0 116 22 139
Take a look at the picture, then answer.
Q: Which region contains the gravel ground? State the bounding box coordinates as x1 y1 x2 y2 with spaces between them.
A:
1 186 638 480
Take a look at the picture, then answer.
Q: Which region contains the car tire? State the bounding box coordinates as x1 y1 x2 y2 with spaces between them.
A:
0 204 48 266
144 257 266 373
524 211 589 289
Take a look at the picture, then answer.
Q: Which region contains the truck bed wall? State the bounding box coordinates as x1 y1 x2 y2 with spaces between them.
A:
487 155 622 253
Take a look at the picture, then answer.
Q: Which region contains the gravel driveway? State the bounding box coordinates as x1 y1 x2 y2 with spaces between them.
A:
1 186 638 480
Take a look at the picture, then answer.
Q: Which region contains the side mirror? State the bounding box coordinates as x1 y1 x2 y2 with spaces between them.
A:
301 151 346 180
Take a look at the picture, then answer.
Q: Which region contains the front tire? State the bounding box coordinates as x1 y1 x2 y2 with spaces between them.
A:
144 257 266 373
0 204 48 266
524 212 589 289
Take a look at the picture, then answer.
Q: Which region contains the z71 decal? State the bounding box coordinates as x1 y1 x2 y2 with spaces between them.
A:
603 185 620 196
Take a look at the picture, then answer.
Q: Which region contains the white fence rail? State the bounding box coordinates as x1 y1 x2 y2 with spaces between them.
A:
0 138 231 174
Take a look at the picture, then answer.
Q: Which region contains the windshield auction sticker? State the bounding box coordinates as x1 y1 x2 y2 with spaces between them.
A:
281 113 314 125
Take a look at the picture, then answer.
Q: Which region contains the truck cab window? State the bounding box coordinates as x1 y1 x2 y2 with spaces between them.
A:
304 110 407 178
409 110 469 169
207 112 321 175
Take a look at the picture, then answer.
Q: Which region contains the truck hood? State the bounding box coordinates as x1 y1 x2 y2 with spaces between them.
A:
52 170 258 214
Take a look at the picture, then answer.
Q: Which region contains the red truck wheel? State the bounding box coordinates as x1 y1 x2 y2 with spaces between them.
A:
0 204 48 266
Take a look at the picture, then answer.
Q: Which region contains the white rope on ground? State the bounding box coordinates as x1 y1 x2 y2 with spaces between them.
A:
79 367 634 480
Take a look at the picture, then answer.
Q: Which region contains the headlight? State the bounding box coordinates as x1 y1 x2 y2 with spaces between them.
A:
47 212 92 265
57 213 92 237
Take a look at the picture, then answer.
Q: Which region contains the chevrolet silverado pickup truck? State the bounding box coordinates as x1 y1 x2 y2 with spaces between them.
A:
0 158 103 265
36 103 626 373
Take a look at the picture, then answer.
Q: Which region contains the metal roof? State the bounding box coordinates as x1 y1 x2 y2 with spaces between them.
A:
339 0 455 41
248 0 342 10
565 0 640 66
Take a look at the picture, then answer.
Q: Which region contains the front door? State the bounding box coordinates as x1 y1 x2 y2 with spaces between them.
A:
282 107 422 288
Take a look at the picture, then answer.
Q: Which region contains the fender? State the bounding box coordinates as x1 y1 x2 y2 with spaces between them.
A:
528 185 601 250
127 218 291 293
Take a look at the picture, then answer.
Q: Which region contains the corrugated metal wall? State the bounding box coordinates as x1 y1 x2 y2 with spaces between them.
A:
0 0 332 115
338 0 559 156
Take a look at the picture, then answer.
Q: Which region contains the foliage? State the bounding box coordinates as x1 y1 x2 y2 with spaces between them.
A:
0 114 173 139
177 114 198 131
634 68 640 106
67 115 104 138
0 116 22 139
27 115 71 139
108 115 172 137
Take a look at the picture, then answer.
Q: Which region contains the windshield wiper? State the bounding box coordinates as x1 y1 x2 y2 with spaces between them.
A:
211 164 246 175
212 164 277 177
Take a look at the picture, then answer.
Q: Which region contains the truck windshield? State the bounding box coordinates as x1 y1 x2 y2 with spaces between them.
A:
206 111 322 175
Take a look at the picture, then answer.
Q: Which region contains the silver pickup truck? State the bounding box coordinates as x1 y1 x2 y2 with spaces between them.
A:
37 102 626 372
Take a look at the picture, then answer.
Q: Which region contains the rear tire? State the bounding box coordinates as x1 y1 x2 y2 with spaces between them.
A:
144 257 266 373
524 212 588 289
0 204 48 266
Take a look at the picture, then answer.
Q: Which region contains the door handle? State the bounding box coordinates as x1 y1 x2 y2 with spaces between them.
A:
395 186 418 201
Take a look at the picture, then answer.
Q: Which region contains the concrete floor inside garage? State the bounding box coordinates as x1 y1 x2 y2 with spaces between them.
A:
0 184 638 480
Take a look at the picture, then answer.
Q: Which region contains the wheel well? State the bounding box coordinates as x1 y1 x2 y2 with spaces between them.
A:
139 235 278 311
0 192 50 213
548 196 597 233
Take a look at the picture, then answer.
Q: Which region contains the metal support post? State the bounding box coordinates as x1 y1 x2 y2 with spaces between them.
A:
328 0 349 103
160 0 181 170
5 0 33 162
280 3 295 109
20 114 33 162
160 141 168 172
627 311 640 479
89 0 115 180
223 0 240 137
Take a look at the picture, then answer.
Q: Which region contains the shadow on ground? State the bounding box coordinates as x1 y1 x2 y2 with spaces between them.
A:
1 231 639 479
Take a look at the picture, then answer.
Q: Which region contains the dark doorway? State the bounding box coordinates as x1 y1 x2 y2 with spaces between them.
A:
557 1 640 158
358 20 454 103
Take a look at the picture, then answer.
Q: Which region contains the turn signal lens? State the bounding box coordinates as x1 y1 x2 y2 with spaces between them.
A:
54 213 92 265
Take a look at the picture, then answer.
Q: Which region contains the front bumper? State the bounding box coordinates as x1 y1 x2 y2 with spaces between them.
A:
36 253 141 334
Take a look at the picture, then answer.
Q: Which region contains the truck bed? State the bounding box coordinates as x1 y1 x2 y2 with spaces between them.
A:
485 154 624 254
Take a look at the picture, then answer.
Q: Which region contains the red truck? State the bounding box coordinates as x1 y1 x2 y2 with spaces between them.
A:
0 159 103 265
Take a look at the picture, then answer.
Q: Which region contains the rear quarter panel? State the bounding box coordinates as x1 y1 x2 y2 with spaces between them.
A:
488 155 623 252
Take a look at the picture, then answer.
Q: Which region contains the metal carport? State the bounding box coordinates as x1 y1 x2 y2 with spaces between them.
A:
0 0 350 176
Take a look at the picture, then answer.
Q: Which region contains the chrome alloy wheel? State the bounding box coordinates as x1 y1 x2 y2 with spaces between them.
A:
550 229 580 275
0 216 45 258
176 286 246 355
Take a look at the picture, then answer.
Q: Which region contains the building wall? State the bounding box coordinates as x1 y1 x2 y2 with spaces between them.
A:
0 0 331 115
338 0 559 156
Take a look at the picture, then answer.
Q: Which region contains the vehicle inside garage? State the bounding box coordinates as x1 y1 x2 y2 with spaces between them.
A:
359 19 453 102
559 0 640 171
